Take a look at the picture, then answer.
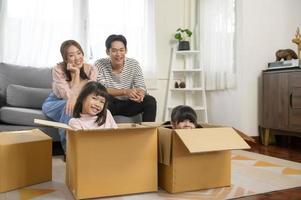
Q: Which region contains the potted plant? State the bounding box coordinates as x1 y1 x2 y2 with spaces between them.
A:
175 28 192 51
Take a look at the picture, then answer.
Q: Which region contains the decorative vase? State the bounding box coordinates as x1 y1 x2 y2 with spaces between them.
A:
175 81 179 88
179 81 186 88
178 41 190 51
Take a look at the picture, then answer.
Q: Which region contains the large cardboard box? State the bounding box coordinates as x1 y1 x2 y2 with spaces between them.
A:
35 119 158 200
158 126 250 193
0 129 52 193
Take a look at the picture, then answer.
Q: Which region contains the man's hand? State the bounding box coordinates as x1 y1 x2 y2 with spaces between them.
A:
127 88 145 102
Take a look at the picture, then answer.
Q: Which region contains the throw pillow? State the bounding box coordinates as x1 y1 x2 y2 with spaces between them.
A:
6 84 51 109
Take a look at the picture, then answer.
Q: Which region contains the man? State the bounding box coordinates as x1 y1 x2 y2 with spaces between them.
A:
94 34 156 122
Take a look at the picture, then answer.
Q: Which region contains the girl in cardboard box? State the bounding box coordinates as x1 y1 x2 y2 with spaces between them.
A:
163 105 202 129
69 81 117 130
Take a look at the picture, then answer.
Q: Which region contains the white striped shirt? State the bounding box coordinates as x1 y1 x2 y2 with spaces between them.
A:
94 57 146 91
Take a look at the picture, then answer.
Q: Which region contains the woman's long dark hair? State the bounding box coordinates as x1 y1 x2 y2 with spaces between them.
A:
73 81 109 126
60 40 89 82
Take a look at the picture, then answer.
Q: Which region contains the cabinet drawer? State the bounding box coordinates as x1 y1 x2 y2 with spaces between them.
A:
289 72 301 87
289 87 301 130
291 87 301 109
262 72 288 129
289 108 301 130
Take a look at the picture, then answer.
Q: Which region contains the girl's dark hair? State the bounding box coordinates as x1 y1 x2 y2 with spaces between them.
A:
171 105 198 126
105 34 127 50
73 81 109 126
60 40 89 82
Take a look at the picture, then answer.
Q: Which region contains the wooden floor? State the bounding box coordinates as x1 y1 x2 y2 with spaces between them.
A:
236 135 301 200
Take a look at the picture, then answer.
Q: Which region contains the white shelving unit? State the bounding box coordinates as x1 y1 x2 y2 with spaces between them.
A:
164 48 208 122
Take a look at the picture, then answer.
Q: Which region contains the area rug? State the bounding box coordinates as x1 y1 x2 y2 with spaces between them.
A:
1 150 301 200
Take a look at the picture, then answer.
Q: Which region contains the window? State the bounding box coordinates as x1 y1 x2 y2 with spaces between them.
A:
87 0 156 77
0 0 156 77
197 0 236 90
1 0 73 67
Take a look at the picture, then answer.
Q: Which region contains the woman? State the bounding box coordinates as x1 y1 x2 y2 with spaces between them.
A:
42 40 97 151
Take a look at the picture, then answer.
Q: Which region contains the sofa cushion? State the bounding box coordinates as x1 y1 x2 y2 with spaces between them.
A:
0 62 52 106
6 84 51 109
0 106 49 126
0 62 52 88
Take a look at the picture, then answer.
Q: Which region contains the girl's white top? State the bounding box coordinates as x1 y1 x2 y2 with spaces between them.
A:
68 109 117 130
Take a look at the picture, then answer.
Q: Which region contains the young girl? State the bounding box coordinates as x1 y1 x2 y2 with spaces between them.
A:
170 105 202 129
42 40 97 151
69 81 117 130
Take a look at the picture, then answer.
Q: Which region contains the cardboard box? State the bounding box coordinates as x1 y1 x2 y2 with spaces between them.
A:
35 119 158 200
158 126 250 193
0 129 52 192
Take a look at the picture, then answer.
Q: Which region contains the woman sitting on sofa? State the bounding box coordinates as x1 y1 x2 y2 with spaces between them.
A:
42 40 97 151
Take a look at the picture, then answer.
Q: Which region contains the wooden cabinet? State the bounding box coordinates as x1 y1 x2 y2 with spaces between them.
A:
262 69 301 145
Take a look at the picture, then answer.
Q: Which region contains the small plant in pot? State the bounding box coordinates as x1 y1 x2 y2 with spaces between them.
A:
175 28 192 51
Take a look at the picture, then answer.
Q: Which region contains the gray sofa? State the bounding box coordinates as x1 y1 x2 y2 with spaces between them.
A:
0 62 141 142
0 62 60 141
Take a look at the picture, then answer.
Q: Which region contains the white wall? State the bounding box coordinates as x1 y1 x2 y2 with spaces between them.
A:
207 0 301 136
152 0 301 136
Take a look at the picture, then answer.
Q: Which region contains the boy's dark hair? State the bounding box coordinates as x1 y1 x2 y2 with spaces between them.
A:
60 40 89 82
73 81 109 126
105 34 127 50
171 105 197 126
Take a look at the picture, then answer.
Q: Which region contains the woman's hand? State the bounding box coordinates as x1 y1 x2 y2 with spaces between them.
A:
65 96 77 116
67 63 80 74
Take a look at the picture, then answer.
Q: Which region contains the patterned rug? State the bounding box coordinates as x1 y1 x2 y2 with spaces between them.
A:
1 150 301 200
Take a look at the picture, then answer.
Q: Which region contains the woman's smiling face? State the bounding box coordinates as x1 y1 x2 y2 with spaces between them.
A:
66 45 84 68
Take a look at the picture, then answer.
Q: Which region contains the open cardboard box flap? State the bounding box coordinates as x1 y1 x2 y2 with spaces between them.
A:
34 119 150 132
158 126 172 164
175 127 250 153
143 121 255 143
158 126 250 165
35 119 73 130
200 123 255 143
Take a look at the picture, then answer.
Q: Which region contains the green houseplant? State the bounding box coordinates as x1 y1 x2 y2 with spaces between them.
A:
175 28 192 50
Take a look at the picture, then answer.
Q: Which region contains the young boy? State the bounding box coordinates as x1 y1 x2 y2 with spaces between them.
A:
170 105 202 129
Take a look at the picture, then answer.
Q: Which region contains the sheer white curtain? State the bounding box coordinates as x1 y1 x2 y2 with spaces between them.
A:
0 0 156 78
0 0 5 62
198 0 236 90
87 0 156 78
0 0 74 67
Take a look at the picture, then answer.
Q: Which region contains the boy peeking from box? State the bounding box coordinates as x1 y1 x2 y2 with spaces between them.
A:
163 105 202 129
